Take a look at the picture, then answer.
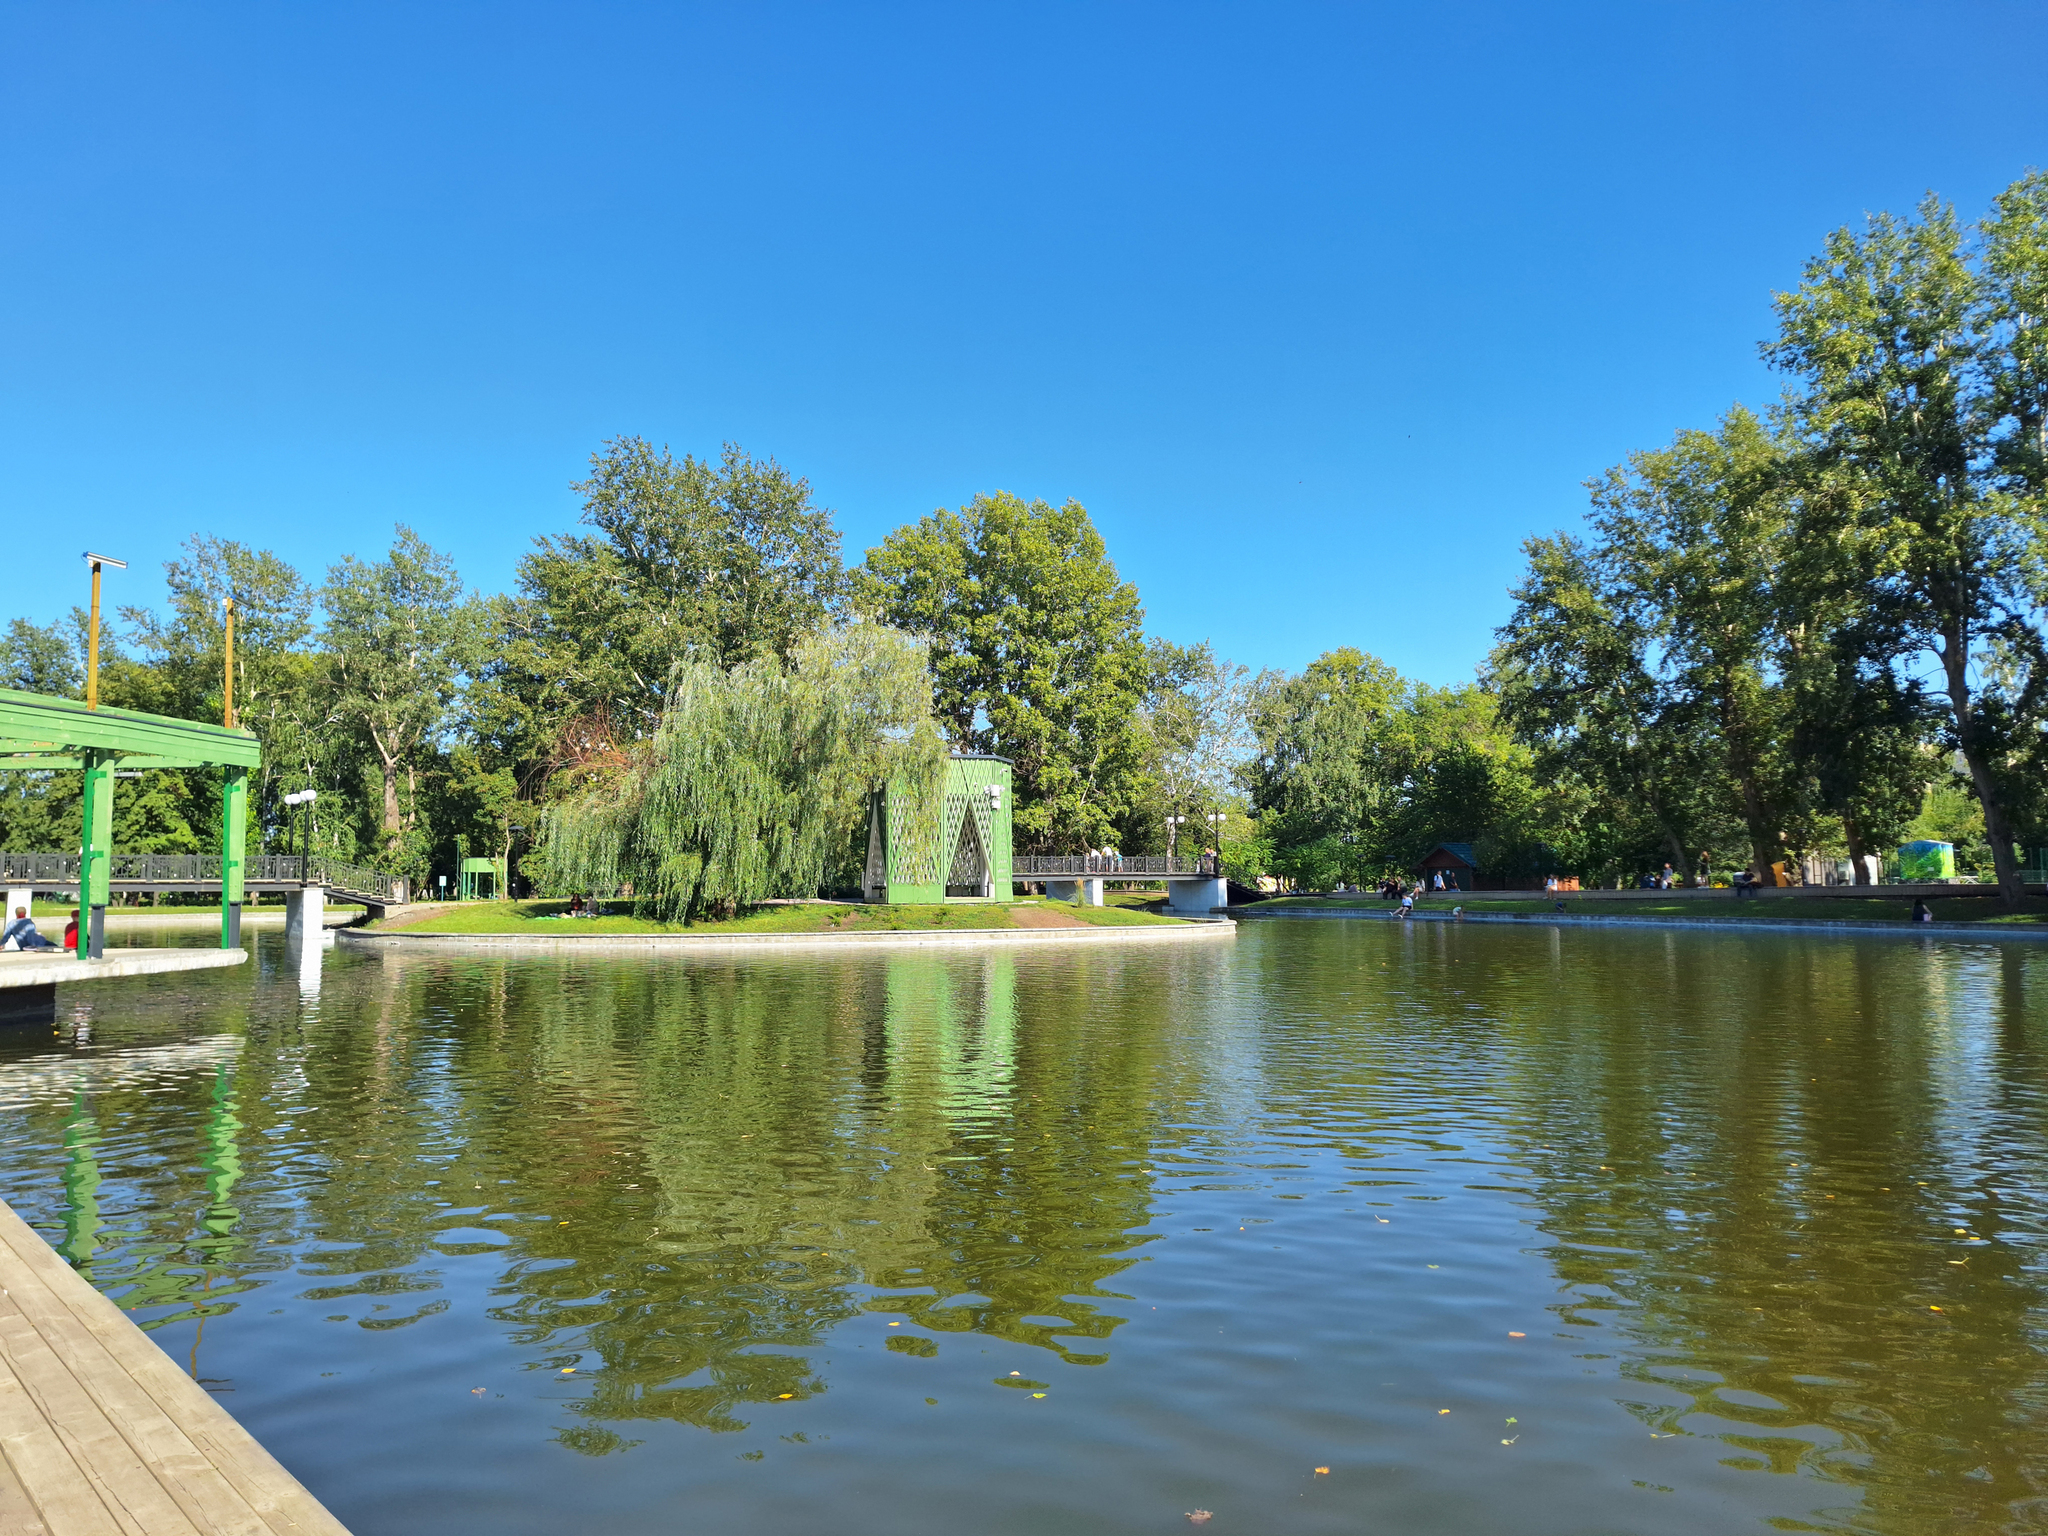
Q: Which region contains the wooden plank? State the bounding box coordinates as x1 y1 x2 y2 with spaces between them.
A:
0 1429 53 1536
0 1294 162 1536
0 1203 350 1536
0 1349 103 1536
0 1273 236 1536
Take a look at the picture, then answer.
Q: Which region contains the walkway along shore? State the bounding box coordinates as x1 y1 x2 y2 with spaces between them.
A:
339 918 1236 955
1229 906 2048 941
0 1197 353 1536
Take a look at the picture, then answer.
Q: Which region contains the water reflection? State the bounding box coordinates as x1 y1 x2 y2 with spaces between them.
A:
0 924 2044 1534
291 928 326 1005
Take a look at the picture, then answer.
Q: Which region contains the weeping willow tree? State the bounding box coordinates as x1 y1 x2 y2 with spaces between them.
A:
538 625 947 920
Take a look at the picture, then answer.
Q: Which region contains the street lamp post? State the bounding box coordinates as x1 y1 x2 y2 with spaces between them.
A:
82 553 127 711
1205 811 1226 875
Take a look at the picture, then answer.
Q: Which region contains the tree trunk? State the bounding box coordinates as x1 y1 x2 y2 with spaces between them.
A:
381 760 401 838
1720 669 1780 883
1662 827 1690 887
1843 814 1871 885
1942 639 2026 912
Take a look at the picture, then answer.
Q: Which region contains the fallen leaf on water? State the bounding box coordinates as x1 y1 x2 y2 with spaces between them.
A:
1009 1371 1022 1377
1930 1305 1944 1312
1508 1331 1525 1338
777 1393 794 1399
470 1387 485 1396
1186 1513 1212 1526
1501 1436 1518 1445
1506 1417 1517 1425
1313 1466 1329 1475
561 1367 575 1374
1438 1409 1450 1415
1032 1392 1046 1398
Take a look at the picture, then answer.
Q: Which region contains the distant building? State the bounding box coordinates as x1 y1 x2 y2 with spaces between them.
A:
1412 842 1478 891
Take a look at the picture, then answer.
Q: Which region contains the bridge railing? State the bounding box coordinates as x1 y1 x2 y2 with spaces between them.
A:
1013 855 1217 877
0 851 398 901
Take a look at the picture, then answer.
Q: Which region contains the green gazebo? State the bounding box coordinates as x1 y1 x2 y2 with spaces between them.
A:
862 754 1013 903
0 687 260 956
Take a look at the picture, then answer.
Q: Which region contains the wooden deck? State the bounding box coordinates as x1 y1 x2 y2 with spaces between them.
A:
0 1199 351 1536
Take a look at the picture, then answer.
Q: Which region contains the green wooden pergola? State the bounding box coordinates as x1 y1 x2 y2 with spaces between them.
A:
0 687 261 958
861 754 1013 904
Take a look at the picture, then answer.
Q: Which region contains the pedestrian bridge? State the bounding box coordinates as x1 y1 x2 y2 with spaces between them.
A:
1012 855 1226 914
0 852 398 909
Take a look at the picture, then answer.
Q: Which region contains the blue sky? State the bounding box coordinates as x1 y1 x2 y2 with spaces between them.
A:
3 2 2043 685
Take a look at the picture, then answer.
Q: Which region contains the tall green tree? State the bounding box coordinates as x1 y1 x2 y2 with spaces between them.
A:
856 493 1149 852
322 527 480 862
1588 408 1812 876
538 626 945 920
122 536 333 848
1244 648 1408 885
487 438 847 766
1245 649 1549 886
0 619 80 697
1767 189 2048 907
1492 535 1732 883
1135 639 1255 855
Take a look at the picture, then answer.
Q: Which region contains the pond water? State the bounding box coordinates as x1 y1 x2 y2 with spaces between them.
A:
2 919 2046 1535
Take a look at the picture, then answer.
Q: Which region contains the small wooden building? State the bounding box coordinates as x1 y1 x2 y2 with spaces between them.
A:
1413 842 1478 891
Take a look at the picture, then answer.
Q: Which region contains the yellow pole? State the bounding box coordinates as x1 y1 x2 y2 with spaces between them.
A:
223 596 235 728
86 560 102 710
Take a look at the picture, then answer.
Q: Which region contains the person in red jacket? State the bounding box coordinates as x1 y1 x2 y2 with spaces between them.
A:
63 910 79 951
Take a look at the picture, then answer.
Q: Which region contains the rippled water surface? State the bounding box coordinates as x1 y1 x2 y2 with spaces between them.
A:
3 919 2047 1535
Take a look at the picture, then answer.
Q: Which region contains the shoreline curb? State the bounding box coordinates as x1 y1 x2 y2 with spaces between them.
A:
1230 907 2048 942
337 919 1236 955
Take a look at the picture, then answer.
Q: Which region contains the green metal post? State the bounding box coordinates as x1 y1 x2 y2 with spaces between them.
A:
221 766 247 949
79 749 113 959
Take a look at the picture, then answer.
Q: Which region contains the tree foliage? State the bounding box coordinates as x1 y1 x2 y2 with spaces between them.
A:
856 493 1149 852
536 626 946 920
323 527 481 864
485 438 847 774
1766 183 2048 906
1244 648 1554 887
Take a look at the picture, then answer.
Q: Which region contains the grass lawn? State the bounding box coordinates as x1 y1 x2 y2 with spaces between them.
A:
384 897 1188 935
1249 893 2048 926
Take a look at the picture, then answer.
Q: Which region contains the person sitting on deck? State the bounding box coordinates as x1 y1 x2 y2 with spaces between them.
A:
62 910 79 951
2 907 55 951
1399 889 1415 918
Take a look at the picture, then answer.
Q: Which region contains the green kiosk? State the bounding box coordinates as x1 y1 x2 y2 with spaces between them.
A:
861 754 1013 903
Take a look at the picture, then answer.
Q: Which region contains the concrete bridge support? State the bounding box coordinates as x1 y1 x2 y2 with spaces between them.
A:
1044 877 1104 906
1165 877 1227 916
285 886 325 942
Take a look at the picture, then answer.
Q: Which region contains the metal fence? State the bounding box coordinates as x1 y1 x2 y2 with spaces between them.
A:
1013 855 1216 877
0 852 397 902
